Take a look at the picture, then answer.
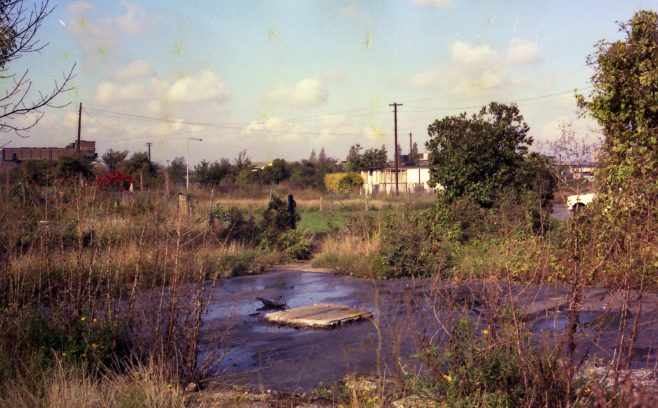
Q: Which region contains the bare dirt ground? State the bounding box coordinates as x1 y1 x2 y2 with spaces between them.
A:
198 269 658 394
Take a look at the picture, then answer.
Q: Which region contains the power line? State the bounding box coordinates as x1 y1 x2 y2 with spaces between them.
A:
404 86 593 112
86 106 385 138
85 81 594 142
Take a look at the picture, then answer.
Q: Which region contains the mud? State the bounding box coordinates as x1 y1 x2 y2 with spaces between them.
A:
200 270 658 392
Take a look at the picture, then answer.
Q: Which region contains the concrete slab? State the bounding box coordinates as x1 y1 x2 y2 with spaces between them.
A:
265 303 372 328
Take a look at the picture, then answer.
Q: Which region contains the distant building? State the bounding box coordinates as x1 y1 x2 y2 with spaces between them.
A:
360 166 437 195
399 152 428 167
0 140 97 172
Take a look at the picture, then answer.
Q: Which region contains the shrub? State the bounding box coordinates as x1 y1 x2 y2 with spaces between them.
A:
96 172 133 192
376 210 444 279
324 172 363 193
213 205 261 245
417 316 567 407
217 250 260 277
279 230 314 260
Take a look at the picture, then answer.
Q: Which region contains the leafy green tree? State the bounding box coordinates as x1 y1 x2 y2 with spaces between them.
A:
361 145 388 170
289 160 317 188
308 149 318 165
260 158 290 185
168 156 186 184
345 144 387 171
235 167 258 185
408 142 420 166
517 153 558 209
233 150 252 172
345 144 363 172
194 159 230 186
55 155 92 180
426 102 532 208
119 152 159 188
101 149 128 172
576 10 658 192
318 147 332 168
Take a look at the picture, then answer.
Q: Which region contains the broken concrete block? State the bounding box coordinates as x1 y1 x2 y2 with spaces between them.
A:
265 303 372 328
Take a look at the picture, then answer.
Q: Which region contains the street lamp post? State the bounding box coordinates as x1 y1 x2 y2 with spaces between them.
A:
186 138 203 191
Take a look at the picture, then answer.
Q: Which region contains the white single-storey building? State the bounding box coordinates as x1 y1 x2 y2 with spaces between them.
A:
360 167 438 195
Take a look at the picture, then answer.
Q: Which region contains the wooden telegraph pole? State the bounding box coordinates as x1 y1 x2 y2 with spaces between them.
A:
389 102 402 195
76 103 82 156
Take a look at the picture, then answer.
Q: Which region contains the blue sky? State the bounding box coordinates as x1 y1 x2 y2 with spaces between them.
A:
6 0 658 165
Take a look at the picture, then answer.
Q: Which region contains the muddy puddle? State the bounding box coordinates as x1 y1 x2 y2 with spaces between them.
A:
199 270 658 392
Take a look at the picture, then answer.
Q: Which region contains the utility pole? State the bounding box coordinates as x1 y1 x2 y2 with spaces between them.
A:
76 102 82 157
389 102 402 195
146 142 153 161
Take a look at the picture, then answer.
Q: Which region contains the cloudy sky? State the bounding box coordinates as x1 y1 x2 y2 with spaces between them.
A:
5 0 657 165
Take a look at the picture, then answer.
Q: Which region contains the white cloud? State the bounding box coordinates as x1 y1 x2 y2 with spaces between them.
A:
507 38 541 65
451 42 498 67
113 59 155 81
266 79 329 107
95 80 150 103
411 38 541 95
166 70 231 103
245 116 304 141
411 41 504 93
408 0 451 8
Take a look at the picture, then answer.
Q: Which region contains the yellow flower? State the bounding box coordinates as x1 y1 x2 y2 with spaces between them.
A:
482 329 489 335
91 343 97 349
93 318 97 323
62 352 67 357
443 374 453 383
80 316 86 322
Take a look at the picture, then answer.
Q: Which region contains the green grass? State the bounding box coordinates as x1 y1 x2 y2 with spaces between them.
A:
298 210 350 233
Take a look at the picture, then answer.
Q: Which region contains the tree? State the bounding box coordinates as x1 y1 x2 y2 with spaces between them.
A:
233 150 252 172
260 158 290 185
345 144 387 171
345 144 363 172
426 102 533 208
168 156 186 184
318 147 329 167
102 149 128 172
0 0 75 133
199 160 230 186
576 10 658 192
308 149 317 165
55 155 92 180
289 159 317 188
361 145 388 170
408 142 420 166
119 152 159 188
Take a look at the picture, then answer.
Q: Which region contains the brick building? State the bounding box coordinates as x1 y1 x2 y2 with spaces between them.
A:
0 140 97 172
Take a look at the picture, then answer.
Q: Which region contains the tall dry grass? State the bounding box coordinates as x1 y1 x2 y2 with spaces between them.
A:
0 180 281 404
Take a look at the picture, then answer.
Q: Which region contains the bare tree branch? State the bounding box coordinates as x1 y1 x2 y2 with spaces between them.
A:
0 0 76 135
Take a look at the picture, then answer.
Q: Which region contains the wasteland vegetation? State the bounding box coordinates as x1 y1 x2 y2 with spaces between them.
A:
1 9 658 408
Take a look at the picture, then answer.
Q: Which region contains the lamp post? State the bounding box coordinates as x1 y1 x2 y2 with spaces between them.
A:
186 138 202 191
